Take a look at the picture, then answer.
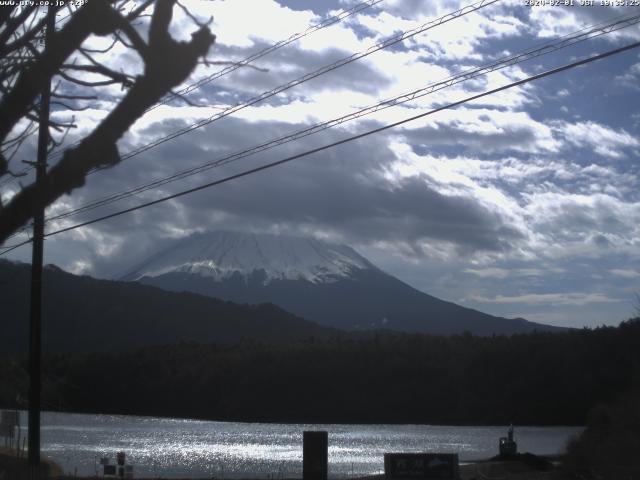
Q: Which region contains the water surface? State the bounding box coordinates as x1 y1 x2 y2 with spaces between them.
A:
16 411 581 478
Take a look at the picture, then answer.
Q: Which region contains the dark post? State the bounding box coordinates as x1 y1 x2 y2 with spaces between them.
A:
28 6 55 479
303 431 328 480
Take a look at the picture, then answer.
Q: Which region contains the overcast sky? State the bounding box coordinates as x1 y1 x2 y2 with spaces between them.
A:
2 0 640 328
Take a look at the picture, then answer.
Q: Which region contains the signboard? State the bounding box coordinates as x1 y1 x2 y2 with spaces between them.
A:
303 431 328 480
384 453 459 480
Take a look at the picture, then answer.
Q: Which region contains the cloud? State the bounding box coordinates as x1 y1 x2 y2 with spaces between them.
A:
33 111 533 278
207 43 391 97
194 0 318 47
609 268 640 279
522 191 640 260
554 120 639 159
465 267 546 279
615 62 640 89
160 121 524 253
471 292 620 306
527 4 640 41
4 0 640 330
398 107 560 154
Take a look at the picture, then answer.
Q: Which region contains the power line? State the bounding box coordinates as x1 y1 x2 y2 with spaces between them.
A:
5 9 639 244
92 0 500 171
28 11 640 228
4 10 638 242
3 39 638 256
150 0 386 111
0 0 384 189
1 0 499 193
3 0 501 240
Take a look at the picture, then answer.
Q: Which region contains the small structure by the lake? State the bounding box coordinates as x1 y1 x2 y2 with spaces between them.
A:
499 424 518 457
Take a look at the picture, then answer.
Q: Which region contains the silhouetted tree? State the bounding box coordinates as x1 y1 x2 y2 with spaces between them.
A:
3 317 639 425
564 390 640 479
0 0 215 243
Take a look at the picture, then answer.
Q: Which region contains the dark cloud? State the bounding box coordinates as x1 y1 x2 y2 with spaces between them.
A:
202 41 391 102
42 114 526 277
398 116 551 155
530 195 635 245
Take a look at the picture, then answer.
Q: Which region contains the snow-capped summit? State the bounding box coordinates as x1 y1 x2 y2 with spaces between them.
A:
122 231 374 285
122 230 563 336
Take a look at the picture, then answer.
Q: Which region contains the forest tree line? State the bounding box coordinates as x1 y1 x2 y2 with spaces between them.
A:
1 318 639 425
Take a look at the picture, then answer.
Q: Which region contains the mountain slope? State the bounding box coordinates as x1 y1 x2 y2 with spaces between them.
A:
124 231 563 335
0 259 338 355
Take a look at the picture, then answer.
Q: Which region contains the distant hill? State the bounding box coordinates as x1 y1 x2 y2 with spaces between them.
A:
122 230 564 336
0 259 338 355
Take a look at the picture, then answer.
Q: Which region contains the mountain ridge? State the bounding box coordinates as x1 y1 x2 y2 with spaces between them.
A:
0 259 339 355
124 231 564 335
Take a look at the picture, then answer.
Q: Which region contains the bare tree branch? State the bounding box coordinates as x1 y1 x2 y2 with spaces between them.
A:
61 64 135 87
79 37 119 54
0 6 37 51
0 5 17 28
58 70 122 87
50 100 91 112
111 13 150 59
49 118 75 149
176 0 213 28
201 59 269 73
0 14 48 57
125 0 155 20
0 0 216 242
0 0 125 144
167 89 203 107
51 93 98 101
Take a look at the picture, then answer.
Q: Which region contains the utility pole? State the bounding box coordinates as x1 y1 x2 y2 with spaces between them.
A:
28 6 55 479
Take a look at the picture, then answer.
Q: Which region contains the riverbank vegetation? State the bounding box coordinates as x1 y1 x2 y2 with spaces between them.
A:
2 318 639 426
563 390 640 479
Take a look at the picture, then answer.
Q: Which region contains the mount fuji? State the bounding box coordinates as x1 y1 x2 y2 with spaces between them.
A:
121 231 561 335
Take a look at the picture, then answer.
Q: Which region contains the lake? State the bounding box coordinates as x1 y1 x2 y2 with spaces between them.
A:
13 411 581 478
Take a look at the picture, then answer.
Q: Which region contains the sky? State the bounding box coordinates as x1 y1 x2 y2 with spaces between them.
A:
2 0 640 328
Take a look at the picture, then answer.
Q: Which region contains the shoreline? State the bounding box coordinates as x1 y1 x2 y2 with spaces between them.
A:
3 448 568 480
1 406 585 428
